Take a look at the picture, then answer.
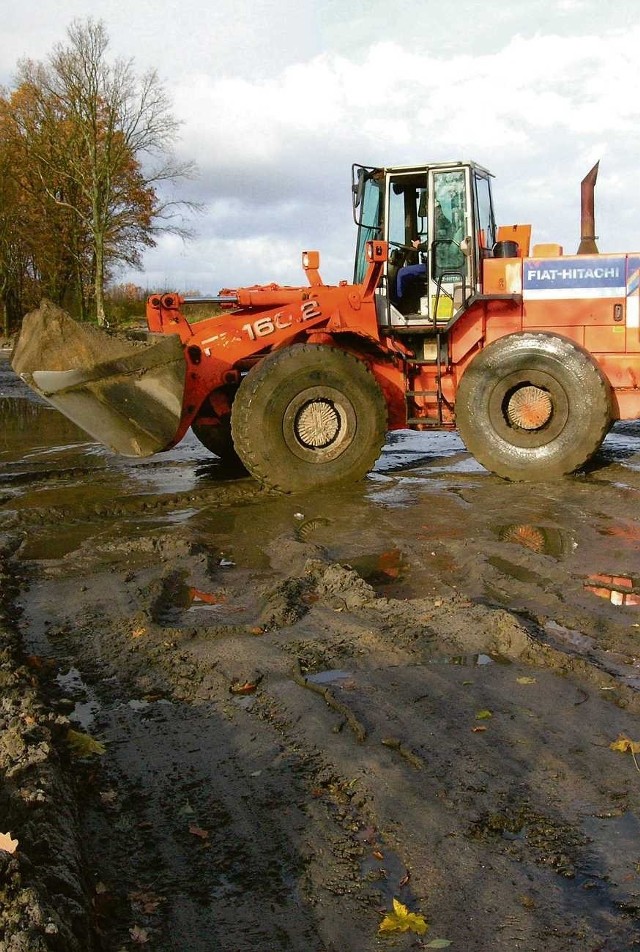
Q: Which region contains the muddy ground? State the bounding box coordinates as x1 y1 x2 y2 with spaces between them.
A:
1 350 640 952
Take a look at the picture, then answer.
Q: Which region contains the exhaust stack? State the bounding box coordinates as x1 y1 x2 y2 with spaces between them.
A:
577 161 599 254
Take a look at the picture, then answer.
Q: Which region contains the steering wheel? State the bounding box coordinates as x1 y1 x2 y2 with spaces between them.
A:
389 240 418 252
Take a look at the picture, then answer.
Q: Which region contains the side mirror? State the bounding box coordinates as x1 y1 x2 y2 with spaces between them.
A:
353 169 365 211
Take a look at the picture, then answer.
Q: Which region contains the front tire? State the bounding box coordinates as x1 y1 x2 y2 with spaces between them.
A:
231 344 387 492
455 333 612 480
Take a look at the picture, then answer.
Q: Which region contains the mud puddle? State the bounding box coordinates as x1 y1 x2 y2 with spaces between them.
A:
1 357 640 951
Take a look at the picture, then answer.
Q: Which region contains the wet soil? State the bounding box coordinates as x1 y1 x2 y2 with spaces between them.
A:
1 351 640 951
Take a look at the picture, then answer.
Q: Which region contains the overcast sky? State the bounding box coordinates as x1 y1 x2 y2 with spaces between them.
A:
2 0 640 292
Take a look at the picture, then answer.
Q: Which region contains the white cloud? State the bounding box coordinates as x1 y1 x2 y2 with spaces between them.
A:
3 1 640 290
138 23 640 290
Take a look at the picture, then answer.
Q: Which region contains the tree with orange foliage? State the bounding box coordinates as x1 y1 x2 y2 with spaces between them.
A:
1 84 87 329
4 18 196 326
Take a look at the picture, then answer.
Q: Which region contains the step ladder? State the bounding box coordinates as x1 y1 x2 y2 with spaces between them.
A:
404 332 446 427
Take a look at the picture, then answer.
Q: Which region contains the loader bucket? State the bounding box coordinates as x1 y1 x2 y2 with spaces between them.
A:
12 301 186 458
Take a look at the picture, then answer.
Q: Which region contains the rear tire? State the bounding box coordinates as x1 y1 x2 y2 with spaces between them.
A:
231 344 387 492
456 332 612 480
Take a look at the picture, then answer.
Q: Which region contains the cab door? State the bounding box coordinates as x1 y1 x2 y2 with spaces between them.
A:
384 170 429 322
427 167 472 322
352 165 384 283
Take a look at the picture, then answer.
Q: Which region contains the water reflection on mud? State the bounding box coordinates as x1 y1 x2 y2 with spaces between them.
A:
0 396 89 458
584 573 640 608
497 523 576 559
599 421 640 470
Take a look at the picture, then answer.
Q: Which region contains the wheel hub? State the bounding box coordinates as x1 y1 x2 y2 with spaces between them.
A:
506 385 553 430
500 524 547 553
295 399 341 449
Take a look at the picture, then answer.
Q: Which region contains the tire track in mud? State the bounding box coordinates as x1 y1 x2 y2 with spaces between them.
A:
9 522 640 952
11 542 395 951
1 470 273 532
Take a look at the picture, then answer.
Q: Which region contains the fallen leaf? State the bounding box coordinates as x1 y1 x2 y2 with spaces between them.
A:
129 888 163 914
189 824 210 840
377 548 403 579
425 940 452 949
189 588 226 605
131 627 147 639
516 677 537 684
66 729 106 757
373 850 384 861
471 726 487 733
475 709 493 720
95 881 108 895
379 897 428 935
0 832 18 854
129 924 150 944
399 870 411 887
229 679 260 695
610 735 640 755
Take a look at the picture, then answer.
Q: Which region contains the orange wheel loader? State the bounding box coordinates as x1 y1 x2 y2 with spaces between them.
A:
12 160 640 492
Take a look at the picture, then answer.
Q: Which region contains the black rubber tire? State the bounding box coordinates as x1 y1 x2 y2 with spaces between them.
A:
191 415 242 463
230 344 387 492
455 332 612 480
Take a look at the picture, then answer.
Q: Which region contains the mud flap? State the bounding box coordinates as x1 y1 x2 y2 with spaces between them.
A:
12 301 187 457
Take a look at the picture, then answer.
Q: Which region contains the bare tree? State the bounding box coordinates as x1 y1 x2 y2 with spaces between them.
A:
13 19 196 324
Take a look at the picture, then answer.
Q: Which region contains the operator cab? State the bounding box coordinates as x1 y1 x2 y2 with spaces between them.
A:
352 161 497 329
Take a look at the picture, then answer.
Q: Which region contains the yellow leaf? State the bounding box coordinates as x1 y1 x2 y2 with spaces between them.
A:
378 897 428 935
475 709 493 720
0 831 18 854
516 677 537 684
66 729 106 758
610 734 640 755
131 627 147 639
129 924 150 944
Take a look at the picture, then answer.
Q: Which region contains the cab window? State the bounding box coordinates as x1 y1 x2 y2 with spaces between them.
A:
432 169 467 279
474 172 496 253
353 169 383 282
